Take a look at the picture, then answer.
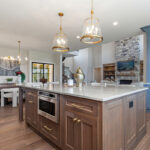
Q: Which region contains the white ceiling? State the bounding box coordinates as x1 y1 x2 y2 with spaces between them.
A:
0 0 150 52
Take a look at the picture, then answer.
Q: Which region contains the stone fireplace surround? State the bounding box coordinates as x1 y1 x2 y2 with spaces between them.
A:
115 35 142 83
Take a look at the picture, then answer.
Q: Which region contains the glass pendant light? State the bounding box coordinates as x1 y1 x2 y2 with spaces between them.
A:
52 12 69 52
80 0 103 44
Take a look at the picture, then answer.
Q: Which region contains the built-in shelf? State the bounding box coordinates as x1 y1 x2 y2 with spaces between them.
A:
103 63 115 81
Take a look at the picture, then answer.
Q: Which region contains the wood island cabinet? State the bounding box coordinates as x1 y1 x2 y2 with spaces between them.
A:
124 95 137 150
25 90 38 129
39 115 60 146
102 92 146 150
102 99 124 150
25 88 146 150
60 95 99 150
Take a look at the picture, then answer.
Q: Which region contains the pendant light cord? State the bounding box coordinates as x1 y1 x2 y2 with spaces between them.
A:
91 0 94 24
18 41 21 58
91 0 94 13
59 15 63 33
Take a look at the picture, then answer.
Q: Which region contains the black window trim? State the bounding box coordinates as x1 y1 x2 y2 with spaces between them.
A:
32 62 54 82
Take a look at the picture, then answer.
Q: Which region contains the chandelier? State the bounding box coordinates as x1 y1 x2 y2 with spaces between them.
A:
52 12 69 52
80 0 103 44
17 41 28 64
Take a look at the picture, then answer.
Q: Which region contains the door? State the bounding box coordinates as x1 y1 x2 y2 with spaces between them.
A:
76 115 97 150
94 67 101 82
136 92 146 134
32 62 54 82
63 111 77 150
124 95 137 149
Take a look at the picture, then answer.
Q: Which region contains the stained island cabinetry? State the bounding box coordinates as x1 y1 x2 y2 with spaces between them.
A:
20 85 147 150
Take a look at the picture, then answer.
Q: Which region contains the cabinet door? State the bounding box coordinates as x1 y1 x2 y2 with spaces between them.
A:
63 111 77 150
25 91 38 128
124 95 136 149
136 92 146 134
77 115 97 150
103 99 124 150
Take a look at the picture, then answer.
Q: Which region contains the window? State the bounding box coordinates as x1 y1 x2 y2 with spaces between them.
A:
32 62 54 82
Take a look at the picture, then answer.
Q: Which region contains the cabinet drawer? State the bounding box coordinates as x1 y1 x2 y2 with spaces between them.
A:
40 116 60 145
25 90 37 101
64 95 98 116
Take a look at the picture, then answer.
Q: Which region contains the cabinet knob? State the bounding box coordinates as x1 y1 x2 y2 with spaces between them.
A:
73 118 78 122
77 119 81 123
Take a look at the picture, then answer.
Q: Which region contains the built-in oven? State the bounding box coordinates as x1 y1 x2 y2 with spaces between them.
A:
38 91 59 123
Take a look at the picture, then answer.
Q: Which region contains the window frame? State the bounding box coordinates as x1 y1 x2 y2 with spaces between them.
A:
32 62 54 82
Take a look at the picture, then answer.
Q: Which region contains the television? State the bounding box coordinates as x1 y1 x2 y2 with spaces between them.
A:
117 60 135 71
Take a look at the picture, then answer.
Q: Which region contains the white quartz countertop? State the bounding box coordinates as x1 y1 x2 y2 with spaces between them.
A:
20 84 148 102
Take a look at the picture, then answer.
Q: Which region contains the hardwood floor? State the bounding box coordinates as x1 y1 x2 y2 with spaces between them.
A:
0 106 150 150
0 106 58 150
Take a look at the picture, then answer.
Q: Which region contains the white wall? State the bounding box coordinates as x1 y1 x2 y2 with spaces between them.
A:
101 42 116 64
64 47 102 82
0 48 60 82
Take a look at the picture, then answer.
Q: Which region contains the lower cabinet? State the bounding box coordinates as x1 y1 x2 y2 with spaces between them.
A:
25 90 38 129
136 92 146 135
124 95 137 150
61 95 98 150
39 116 60 146
25 89 60 147
76 114 97 150
25 89 146 150
103 92 146 150
63 111 97 150
103 99 124 150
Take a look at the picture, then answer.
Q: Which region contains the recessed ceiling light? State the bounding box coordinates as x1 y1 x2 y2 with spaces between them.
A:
76 35 80 39
113 22 119 26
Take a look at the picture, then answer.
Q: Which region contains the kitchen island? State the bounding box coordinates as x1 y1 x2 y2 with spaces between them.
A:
19 84 148 150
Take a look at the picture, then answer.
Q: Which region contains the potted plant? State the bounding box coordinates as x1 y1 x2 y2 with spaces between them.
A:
6 78 13 83
16 71 26 83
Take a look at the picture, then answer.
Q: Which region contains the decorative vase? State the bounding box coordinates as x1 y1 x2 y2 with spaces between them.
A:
74 67 85 87
18 75 22 84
